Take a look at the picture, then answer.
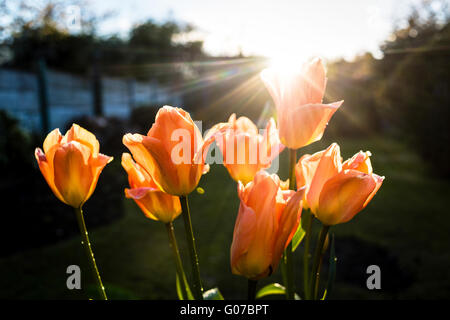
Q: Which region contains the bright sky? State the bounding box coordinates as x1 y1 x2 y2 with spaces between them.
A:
92 0 424 61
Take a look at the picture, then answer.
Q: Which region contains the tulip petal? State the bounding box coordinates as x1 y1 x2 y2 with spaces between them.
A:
299 57 327 105
260 68 283 108
318 170 379 225
235 115 258 135
307 143 342 214
123 133 165 188
85 153 113 201
260 118 285 166
245 171 279 216
125 187 181 223
272 187 305 271
148 106 203 158
342 151 373 174
143 134 203 196
203 122 231 144
53 141 94 208
61 123 100 157
231 201 257 275
363 174 384 207
279 101 342 149
121 153 156 189
140 136 179 194
261 58 327 109
35 147 66 204
194 130 217 178
43 129 62 154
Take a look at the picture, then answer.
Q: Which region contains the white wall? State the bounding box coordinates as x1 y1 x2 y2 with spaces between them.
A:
0 68 182 132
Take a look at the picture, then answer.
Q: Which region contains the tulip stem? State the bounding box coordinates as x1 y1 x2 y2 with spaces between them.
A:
74 207 107 300
248 279 258 300
303 211 313 300
165 222 191 300
310 224 330 300
180 195 204 300
284 148 297 300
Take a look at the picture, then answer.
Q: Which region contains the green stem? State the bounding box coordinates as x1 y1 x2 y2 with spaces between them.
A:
303 211 313 299
165 222 191 300
248 279 258 300
74 207 107 300
284 148 297 300
180 195 203 300
310 224 330 300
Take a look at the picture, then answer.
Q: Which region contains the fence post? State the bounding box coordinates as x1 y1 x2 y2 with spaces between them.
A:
36 58 50 135
92 50 103 116
127 78 136 111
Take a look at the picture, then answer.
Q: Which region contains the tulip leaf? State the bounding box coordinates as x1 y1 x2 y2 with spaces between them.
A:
292 209 311 252
256 283 285 299
291 224 306 252
176 273 194 300
203 287 224 300
176 273 184 300
321 234 337 300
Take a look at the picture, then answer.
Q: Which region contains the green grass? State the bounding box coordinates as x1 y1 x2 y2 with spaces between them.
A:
1 135 449 299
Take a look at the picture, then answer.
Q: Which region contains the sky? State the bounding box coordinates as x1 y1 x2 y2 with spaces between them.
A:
91 0 426 61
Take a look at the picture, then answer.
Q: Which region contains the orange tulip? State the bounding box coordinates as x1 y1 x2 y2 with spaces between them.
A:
295 143 384 226
35 124 113 208
207 114 284 185
122 153 181 223
260 58 343 149
231 171 305 280
123 106 214 196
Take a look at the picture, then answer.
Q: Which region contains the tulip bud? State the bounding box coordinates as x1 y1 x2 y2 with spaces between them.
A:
230 171 304 280
296 143 384 225
261 58 343 149
207 114 284 185
123 106 214 196
35 124 113 208
122 153 181 223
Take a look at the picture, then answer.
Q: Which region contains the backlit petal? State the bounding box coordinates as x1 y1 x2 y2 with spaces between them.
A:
317 170 378 225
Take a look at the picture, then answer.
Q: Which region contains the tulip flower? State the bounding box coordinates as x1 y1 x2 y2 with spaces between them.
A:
207 114 284 185
231 171 305 280
35 124 111 299
124 105 211 299
295 143 384 226
123 106 214 196
122 153 181 223
260 58 343 149
35 124 113 208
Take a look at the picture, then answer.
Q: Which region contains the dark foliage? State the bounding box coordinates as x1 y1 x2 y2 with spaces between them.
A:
0 111 125 257
377 22 450 178
128 105 159 133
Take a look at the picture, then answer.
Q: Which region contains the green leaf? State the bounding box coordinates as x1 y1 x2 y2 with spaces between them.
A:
291 223 306 252
322 234 337 300
176 273 185 300
176 273 194 300
256 283 285 299
292 209 311 252
203 288 224 300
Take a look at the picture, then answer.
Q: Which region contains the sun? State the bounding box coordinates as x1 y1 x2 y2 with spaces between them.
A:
266 51 311 75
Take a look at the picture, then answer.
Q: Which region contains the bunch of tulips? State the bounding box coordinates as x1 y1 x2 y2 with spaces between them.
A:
35 57 384 300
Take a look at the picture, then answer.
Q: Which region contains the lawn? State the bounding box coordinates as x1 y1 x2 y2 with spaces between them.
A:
1 135 449 299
